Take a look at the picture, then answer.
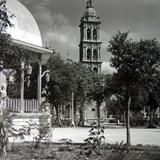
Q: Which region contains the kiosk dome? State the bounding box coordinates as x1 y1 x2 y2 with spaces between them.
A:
6 0 42 47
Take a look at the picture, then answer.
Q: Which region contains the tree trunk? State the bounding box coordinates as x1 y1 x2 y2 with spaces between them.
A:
97 104 100 127
0 114 8 158
73 99 77 125
71 92 75 127
79 106 84 126
50 105 54 126
149 110 153 127
148 109 156 128
123 111 126 127
126 96 131 149
55 105 62 127
116 113 119 125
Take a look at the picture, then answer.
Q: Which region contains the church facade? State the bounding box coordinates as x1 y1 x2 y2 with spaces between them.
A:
78 0 108 124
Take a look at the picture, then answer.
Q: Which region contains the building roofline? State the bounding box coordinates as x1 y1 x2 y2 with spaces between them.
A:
12 38 53 55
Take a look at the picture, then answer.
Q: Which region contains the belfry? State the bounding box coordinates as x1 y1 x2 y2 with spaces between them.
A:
79 0 102 73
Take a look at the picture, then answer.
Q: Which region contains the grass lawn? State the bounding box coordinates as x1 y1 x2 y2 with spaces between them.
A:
2 142 160 160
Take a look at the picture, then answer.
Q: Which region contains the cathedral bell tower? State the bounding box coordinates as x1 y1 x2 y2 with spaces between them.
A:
79 0 102 73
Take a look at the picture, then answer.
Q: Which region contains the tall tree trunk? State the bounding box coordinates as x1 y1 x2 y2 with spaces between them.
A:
97 104 100 127
0 124 8 158
149 109 153 127
73 99 77 125
50 104 54 126
71 92 75 127
126 96 131 148
79 105 84 126
123 111 126 127
55 105 62 127
0 108 8 158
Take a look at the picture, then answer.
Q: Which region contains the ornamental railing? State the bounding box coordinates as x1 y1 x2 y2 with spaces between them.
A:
5 98 39 113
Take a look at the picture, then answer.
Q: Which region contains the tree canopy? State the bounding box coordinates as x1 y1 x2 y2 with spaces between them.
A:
108 31 160 145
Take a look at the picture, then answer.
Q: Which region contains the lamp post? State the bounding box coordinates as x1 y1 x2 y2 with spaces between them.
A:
44 71 50 83
25 63 33 87
38 69 50 106
43 71 50 98
65 59 75 127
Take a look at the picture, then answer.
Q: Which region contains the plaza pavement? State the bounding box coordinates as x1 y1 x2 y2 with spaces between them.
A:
51 127 160 145
9 127 160 146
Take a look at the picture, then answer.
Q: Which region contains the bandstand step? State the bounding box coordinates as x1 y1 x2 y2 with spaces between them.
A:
11 113 50 128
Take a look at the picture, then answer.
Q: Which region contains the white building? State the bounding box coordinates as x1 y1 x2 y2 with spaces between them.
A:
0 0 52 114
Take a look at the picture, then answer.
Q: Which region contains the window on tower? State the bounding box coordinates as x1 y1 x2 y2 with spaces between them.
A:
87 28 91 39
93 49 98 60
93 29 97 40
87 48 91 59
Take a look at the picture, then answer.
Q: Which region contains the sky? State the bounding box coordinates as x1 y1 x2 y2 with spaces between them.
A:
18 0 160 73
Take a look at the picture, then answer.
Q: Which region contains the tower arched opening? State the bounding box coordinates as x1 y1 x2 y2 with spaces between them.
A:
87 48 92 60
87 28 91 39
93 29 97 40
93 49 98 60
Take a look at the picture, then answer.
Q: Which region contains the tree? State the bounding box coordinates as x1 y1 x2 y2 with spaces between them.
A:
108 31 160 147
108 31 141 148
0 0 16 64
47 52 69 126
0 0 13 157
47 52 84 126
63 62 87 126
47 53 101 126
137 39 160 127
69 63 96 126
67 63 106 126
0 0 13 32
103 74 125 125
88 72 105 126
102 74 123 123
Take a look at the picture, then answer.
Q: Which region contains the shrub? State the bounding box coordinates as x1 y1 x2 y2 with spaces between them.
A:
0 93 31 158
0 90 12 158
81 123 105 157
27 121 52 149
